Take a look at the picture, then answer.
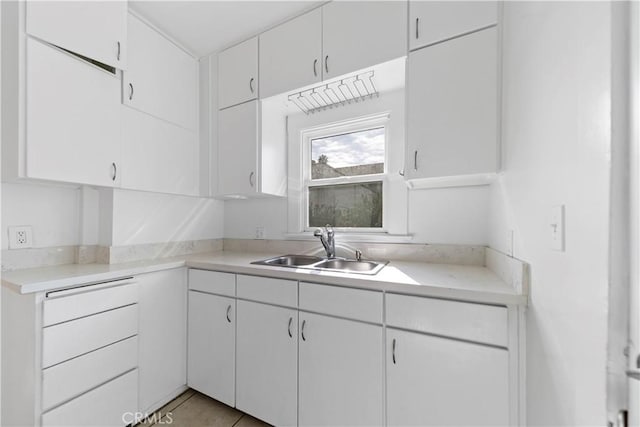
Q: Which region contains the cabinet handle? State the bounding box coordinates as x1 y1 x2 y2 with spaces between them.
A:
117 41 121 61
324 55 329 74
399 169 405 177
111 162 117 182
414 150 418 171
249 77 255 93
249 171 255 187
313 59 318 77
416 18 420 40
301 319 306 341
128 83 134 101
226 305 232 323
392 338 397 364
288 317 293 338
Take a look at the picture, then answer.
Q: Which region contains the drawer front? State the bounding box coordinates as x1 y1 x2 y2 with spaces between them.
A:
299 282 382 324
237 275 297 307
386 294 507 347
42 369 138 427
43 280 138 326
189 269 236 296
42 304 138 368
42 336 138 411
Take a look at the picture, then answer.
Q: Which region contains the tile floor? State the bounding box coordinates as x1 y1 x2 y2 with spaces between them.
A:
138 389 271 427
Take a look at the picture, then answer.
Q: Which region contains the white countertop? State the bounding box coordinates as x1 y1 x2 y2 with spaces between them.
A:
2 251 527 305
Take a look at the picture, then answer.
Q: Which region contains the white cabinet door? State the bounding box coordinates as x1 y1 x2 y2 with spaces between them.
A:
406 27 498 180
218 37 258 109
298 312 383 426
26 0 127 69
138 269 187 413
260 9 322 98
187 291 235 407
120 107 198 196
123 13 197 131
410 1 497 51
386 328 509 426
236 300 297 427
217 101 258 196
322 1 406 79
26 38 121 187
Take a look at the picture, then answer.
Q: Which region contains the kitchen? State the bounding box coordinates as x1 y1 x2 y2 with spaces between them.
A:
0 1 637 426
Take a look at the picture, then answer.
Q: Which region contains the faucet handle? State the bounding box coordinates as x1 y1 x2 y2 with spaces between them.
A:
325 224 334 235
313 228 324 237
355 250 362 261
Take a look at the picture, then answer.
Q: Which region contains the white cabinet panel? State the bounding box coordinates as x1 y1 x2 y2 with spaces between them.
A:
410 1 497 50
188 269 235 296
299 312 383 426
187 291 235 407
123 13 197 130
138 269 187 413
121 106 198 196
237 275 297 307
26 0 127 69
386 328 509 426
299 282 382 323
322 1 406 79
260 9 322 98
236 300 297 426
42 369 138 427
26 38 121 187
218 37 258 109
406 27 498 180
217 101 258 196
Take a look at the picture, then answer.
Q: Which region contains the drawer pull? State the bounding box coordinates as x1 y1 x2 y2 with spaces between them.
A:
301 319 307 341
288 317 293 338
226 305 232 323
392 338 397 364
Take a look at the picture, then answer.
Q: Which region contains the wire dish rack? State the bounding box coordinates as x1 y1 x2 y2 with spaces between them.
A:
288 70 378 115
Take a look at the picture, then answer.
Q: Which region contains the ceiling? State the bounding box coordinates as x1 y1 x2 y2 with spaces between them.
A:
130 1 323 58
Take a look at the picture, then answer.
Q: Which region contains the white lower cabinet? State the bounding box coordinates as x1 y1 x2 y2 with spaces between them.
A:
298 312 384 427
138 269 188 414
236 300 298 426
386 328 509 426
187 290 236 407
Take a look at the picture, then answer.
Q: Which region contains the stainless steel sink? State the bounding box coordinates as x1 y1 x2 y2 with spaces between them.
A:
252 254 324 267
251 255 388 275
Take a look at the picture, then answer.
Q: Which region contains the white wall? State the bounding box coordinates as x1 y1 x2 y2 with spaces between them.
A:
491 2 611 424
1 183 81 249
109 189 224 246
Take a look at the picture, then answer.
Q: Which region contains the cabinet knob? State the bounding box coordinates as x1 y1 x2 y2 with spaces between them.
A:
249 77 255 94
128 83 134 101
117 41 121 61
226 305 232 323
111 162 117 182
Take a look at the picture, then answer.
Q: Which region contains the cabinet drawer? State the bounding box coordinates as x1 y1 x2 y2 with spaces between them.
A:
43 279 137 326
41 369 138 427
299 282 382 324
42 336 138 411
42 304 138 368
189 269 235 296
237 275 297 307
386 294 507 347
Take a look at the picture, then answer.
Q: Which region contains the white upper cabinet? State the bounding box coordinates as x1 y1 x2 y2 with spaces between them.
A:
410 1 498 51
406 27 498 180
259 9 322 99
26 0 127 69
322 1 407 79
123 13 197 131
26 39 121 187
218 37 258 109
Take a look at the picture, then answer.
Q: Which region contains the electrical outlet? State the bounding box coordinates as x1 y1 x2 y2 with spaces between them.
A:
8 225 33 249
255 227 265 240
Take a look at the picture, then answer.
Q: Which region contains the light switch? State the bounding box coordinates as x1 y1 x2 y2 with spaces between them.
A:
550 205 565 251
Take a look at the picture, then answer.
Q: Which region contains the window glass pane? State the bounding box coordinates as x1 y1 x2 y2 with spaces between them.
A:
311 127 384 179
309 182 382 228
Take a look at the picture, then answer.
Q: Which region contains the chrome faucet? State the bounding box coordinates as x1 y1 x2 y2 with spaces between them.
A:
313 224 336 259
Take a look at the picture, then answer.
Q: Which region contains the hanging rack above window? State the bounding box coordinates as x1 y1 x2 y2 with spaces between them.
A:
288 70 379 115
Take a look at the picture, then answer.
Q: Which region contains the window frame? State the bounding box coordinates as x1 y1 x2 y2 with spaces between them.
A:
301 113 391 233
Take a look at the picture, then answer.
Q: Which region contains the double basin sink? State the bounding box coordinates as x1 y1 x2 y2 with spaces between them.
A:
251 254 388 275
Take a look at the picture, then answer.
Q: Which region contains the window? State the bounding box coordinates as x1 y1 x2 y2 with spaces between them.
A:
304 122 388 230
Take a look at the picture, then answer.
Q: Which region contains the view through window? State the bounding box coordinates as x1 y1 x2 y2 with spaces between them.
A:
308 127 385 228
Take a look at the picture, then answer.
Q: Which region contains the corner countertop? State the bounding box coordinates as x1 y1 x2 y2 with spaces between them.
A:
2 251 527 305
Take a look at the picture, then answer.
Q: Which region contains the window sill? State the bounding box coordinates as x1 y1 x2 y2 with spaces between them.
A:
283 232 414 244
